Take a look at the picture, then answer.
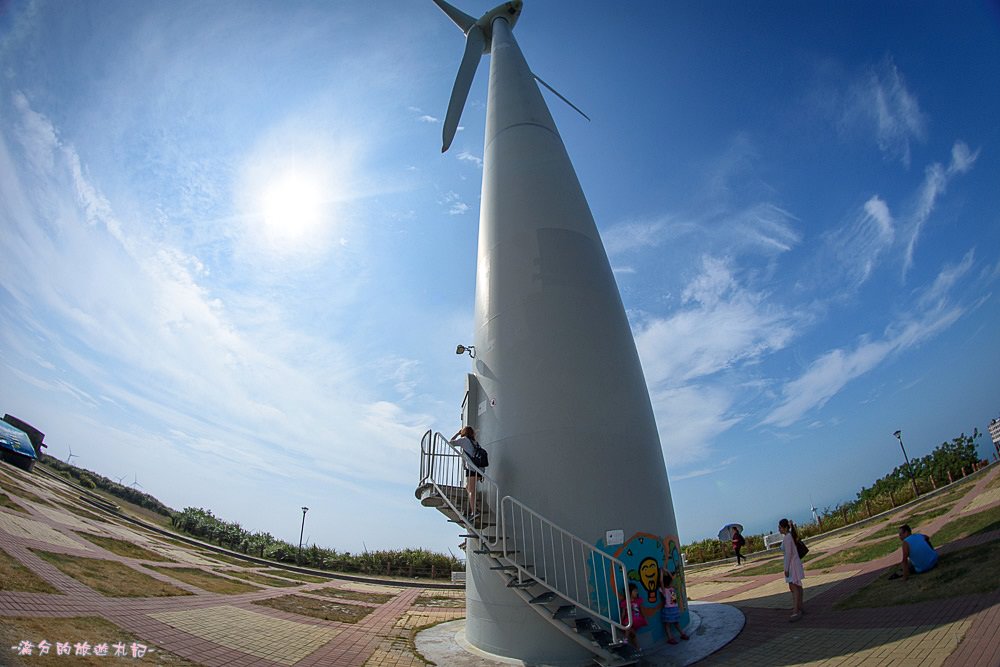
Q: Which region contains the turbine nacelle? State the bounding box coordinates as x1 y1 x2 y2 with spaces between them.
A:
432 0 523 152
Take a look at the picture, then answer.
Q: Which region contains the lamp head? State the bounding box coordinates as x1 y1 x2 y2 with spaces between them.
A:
893 430 901 439
456 344 476 358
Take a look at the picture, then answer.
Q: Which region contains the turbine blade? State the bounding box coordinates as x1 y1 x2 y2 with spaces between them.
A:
442 24 485 153
430 0 476 33
533 73 591 122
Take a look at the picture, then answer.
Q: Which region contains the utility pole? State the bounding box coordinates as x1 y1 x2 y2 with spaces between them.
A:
893 430 919 499
297 506 309 564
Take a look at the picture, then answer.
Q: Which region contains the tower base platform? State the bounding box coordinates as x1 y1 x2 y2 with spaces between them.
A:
415 601 744 666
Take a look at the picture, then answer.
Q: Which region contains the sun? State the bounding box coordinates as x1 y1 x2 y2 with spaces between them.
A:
259 170 326 246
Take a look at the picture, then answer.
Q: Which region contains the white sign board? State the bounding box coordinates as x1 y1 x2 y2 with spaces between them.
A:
605 529 624 546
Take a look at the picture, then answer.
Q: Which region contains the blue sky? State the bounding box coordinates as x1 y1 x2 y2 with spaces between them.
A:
2 1 999 554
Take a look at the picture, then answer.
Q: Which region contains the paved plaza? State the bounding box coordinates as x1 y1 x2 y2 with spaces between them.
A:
1 461 998 666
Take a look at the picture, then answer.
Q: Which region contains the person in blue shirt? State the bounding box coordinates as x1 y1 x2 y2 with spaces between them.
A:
897 524 939 581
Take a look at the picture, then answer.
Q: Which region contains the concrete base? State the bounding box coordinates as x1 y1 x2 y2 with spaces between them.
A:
415 601 744 666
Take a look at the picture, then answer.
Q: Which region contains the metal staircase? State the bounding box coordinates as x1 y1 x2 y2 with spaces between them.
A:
415 430 639 666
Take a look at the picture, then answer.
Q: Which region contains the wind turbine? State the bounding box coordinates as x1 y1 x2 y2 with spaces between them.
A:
427 2 684 662
130 473 142 490
66 445 78 465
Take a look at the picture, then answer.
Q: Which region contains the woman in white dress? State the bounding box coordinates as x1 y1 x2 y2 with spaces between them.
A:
778 518 805 621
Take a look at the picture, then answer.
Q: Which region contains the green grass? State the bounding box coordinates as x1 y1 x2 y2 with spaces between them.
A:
932 504 1000 546
257 568 328 583
252 594 375 623
0 477 53 506
806 537 900 569
0 615 202 666
214 568 299 587
0 547 62 594
860 505 953 542
835 539 1000 609
310 587 396 604
73 532 175 562
1 491 29 514
195 550 252 566
31 549 192 598
142 565 261 594
986 470 1000 491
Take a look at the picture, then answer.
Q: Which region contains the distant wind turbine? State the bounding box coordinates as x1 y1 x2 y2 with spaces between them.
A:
115 474 127 485
130 473 142 490
66 445 78 465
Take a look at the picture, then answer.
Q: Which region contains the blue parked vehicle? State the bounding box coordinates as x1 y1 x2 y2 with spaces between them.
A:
0 420 38 472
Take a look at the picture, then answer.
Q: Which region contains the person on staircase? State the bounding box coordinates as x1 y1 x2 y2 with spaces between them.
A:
451 426 484 520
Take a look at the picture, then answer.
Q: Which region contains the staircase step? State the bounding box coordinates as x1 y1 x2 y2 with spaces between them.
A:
574 617 597 634
553 605 576 620
529 591 557 605
591 629 612 647
506 577 535 588
473 547 500 554
610 642 639 659
490 565 517 571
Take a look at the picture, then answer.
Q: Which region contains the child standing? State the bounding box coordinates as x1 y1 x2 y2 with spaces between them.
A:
659 569 689 644
619 583 647 649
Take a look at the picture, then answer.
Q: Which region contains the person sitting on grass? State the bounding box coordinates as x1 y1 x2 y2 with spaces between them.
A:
894 524 939 581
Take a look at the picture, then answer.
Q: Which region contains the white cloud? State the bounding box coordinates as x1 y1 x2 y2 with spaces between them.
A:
636 257 801 385
418 114 439 123
652 384 741 468
842 57 927 167
901 141 978 277
819 194 895 290
456 150 482 168
763 251 975 427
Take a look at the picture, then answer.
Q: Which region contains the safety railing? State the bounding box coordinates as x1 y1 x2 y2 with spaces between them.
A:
419 430 633 640
419 430 501 540
500 495 632 635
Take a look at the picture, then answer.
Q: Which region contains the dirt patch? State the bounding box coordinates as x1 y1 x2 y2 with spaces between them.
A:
413 593 465 608
73 532 175 562
142 565 261 594
311 586 396 604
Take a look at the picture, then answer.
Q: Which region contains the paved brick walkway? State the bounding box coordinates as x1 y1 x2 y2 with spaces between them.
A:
2 461 998 665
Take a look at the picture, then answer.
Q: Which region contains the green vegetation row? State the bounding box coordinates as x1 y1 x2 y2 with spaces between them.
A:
170 507 462 579
683 429 987 565
41 457 174 517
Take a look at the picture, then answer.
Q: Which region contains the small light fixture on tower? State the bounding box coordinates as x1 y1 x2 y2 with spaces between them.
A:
456 344 476 359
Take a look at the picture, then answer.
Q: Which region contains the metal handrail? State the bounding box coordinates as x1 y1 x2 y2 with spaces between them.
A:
419 430 501 541
418 430 632 637
500 495 632 633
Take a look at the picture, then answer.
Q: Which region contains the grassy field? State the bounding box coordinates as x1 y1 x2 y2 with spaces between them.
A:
73 532 175 562
860 505 953 542
213 568 300 587
835 540 1000 609
1 491 29 514
0 615 201 666
931 505 1000 546
310 587 396 604
807 537 900 570
252 594 375 623
142 565 261 594
31 549 191 598
257 568 329 583
0 547 62 594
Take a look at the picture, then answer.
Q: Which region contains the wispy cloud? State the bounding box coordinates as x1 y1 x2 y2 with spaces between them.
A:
636 257 802 385
762 251 976 427
418 114 439 123
456 150 482 168
841 57 927 167
818 195 895 291
901 141 979 277
441 190 469 215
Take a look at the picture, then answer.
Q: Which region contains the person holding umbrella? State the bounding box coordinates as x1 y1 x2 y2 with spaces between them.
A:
731 526 747 565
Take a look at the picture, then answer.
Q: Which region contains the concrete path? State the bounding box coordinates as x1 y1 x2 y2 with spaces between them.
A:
2 460 998 666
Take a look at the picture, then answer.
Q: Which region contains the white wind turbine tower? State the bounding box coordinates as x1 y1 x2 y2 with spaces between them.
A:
65 445 78 465
421 2 687 663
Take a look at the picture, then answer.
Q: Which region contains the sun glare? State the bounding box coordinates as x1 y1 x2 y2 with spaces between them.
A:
259 171 326 245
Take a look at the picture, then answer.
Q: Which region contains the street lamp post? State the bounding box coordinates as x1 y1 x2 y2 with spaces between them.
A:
893 430 920 499
297 506 309 564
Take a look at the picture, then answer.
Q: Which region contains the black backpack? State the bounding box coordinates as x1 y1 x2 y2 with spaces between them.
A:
470 440 489 469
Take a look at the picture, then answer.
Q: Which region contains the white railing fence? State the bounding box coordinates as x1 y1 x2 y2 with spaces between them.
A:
500 495 631 631
419 430 633 638
419 430 501 540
